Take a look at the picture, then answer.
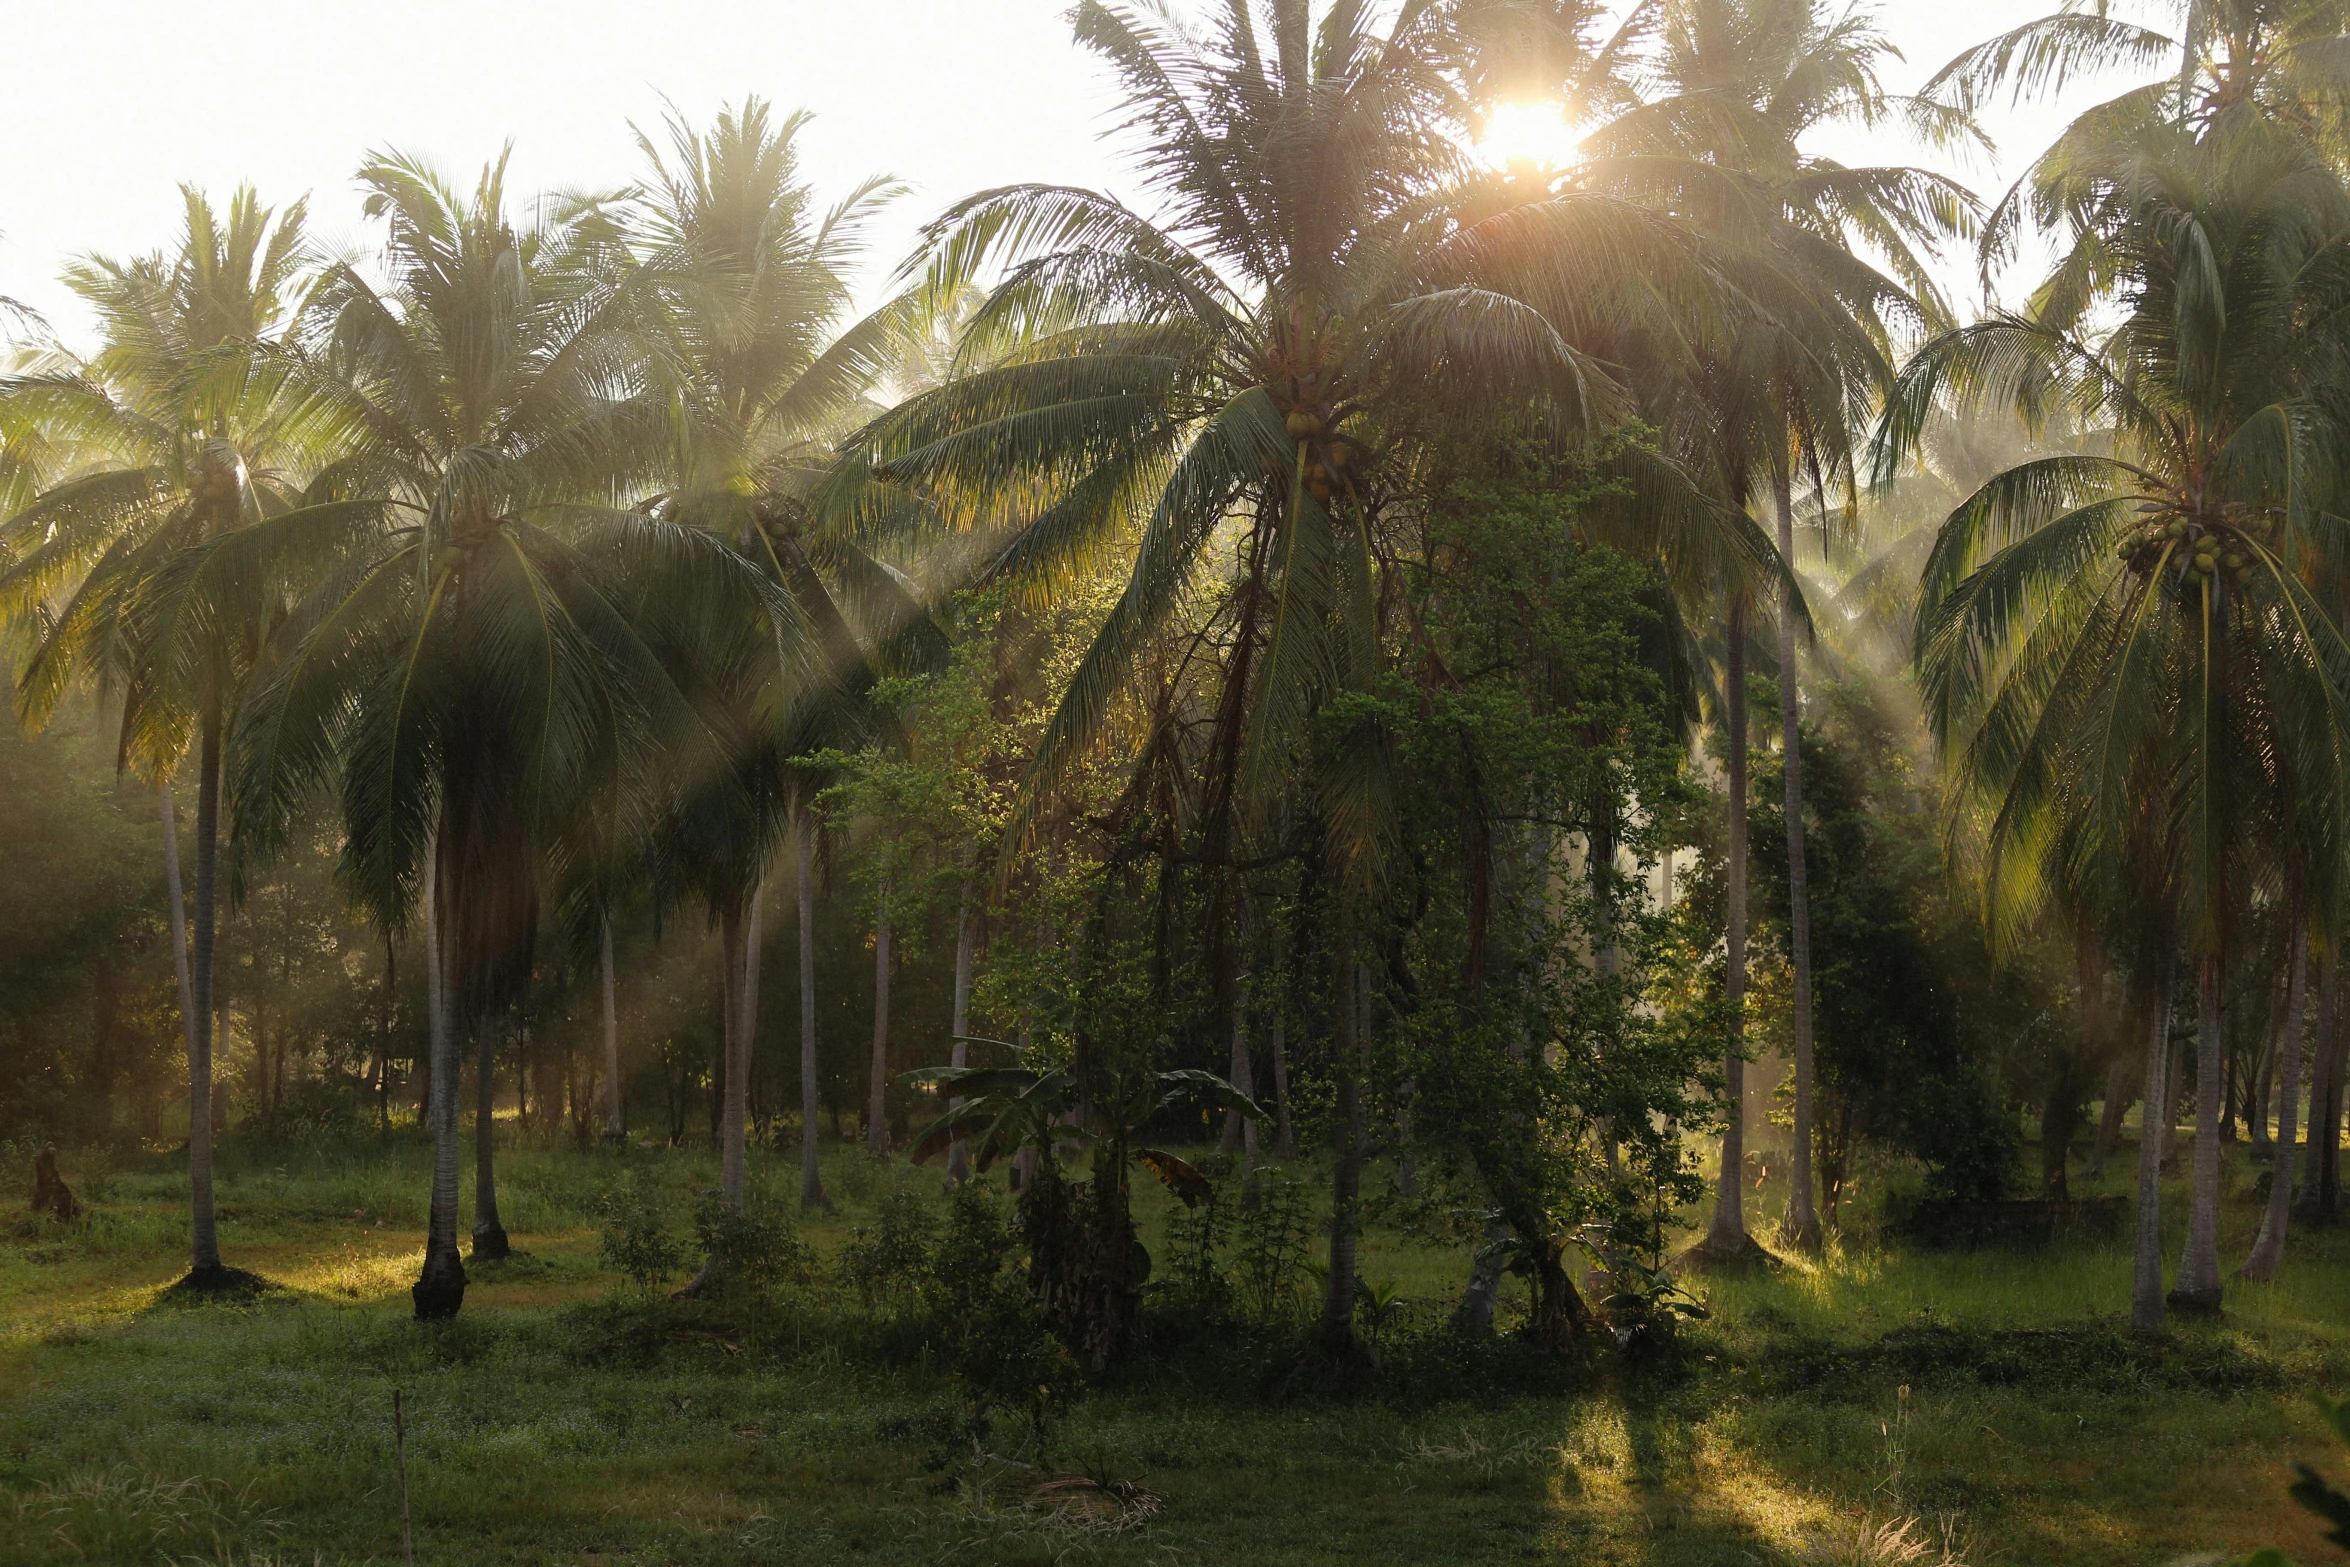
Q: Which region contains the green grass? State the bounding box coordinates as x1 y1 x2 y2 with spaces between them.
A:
2 1129 2346 1565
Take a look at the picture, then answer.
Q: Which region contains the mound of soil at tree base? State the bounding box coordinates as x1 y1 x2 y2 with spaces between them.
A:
162 1264 270 1301
1893 1197 2124 1250
1673 1231 1781 1275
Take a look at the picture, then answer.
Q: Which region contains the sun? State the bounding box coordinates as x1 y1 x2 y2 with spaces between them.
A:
1475 101 1582 174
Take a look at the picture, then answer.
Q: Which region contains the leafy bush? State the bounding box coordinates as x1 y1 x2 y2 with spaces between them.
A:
840 1187 939 1310
923 1179 1075 1437
691 1189 816 1297
596 1176 685 1294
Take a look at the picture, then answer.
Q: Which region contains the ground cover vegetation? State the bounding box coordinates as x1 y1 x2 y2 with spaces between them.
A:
6 0 2350 1560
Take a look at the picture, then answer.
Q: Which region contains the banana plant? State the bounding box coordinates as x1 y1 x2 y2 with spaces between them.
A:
905 1049 1262 1365
906 1051 1261 1207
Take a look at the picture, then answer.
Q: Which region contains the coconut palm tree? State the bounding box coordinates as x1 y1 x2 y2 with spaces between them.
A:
1879 113 2350 1324
831 0 1768 1350
619 99 934 1218
0 187 318 1292
1580 0 1979 1258
230 151 734 1318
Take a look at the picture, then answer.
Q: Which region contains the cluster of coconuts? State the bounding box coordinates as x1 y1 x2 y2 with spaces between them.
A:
187 460 241 515
2117 514 2257 589
1283 406 1352 502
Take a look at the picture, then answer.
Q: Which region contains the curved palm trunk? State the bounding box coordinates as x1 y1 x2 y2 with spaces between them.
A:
160 777 223 1279
1319 943 1367 1350
471 1003 509 1260
1704 600 1757 1258
414 844 467 1319
2131 945 2175 1331
2169 953 2227 1313
867 891 891 1157
600 914 623 1141
2242 927 2307 1281
797 812 830 1209
1773 476 1820 1253
948 876 976 1183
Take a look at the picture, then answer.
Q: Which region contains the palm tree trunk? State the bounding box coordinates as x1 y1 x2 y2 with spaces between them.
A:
1221 997 1256 1158
948 876 976 1183
1319 941 1367 1349
471 1001 509 1260
867 890 891 1157
184 708 231 1278
2243 926 2307 1280
2086 1055 2132 1181
1705 599 1755 1256
2249 974 2283 1157
160 778 222 1278
1271 1002 1295 1159
718 892 757 1209
2297 953 2338 1199
414 840 467 1318
1773 475 1820 1253
797 811 830 1210
600 914 623 1141
2161 1029 2187 1169
2131 944 2175 1331
2170 953 2227 1312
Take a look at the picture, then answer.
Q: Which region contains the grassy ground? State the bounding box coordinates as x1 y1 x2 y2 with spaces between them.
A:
2 1128 2346 1566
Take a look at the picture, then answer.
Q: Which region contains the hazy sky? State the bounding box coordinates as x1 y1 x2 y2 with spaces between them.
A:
0 0 2090 348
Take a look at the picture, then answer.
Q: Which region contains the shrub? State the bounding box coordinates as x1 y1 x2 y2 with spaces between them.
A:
691 1189 816 1298
596 1176 685 1294
840 1187 939 1311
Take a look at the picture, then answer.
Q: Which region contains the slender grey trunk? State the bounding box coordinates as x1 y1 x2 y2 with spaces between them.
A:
2131 946 2175 1331
1271 1003 1295 1159
797 812 830 1209
471 999 508 1259
948 875 976 1182
161 780 220 1275
415 837 467 1316
1774 473 1819 1252
1706 599 1753 1252
2250 975 2284 1157
1221 900 1257 1158
722 879 765 1208
600 915 623 1140
2170 953 2226 1312
2298 954 2339 1197
867 888 892 1158
2161 1030 2187 1168
2087 1055 2132 1180
186 712 228 1275
1220 994 1252 1157
1319 947 1367 1346
2243 928 2307 1280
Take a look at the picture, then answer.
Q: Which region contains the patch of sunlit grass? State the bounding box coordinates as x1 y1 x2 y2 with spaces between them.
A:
283 1244 419 1301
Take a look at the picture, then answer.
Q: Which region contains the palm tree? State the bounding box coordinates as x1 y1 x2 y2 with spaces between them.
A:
231 152 724 1318
834 0 1761 1350
619 99 927 1217
1879 113 2350 1324
0 187 317 1292
1586 0 1978 1257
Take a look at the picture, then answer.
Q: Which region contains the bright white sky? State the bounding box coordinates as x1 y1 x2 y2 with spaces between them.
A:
0 0 2105 350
